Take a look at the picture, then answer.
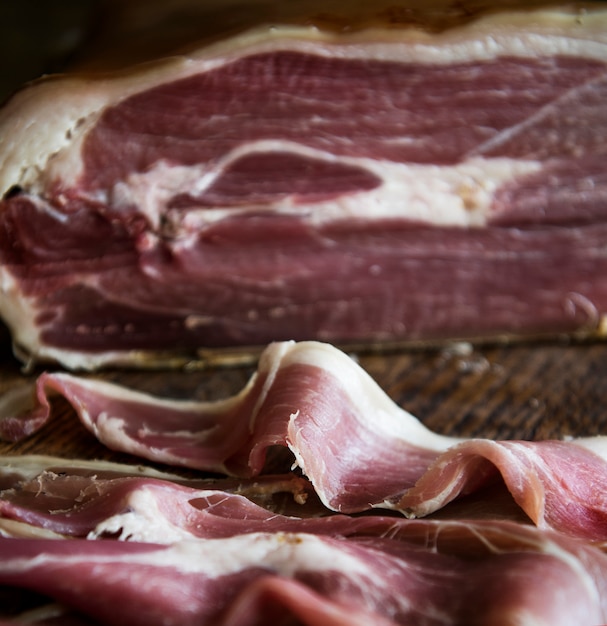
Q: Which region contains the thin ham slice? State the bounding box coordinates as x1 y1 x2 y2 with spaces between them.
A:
393 437 607 541
0 462 324 541
0 3 606 369
1 519 607 626
0 461 528 542
3 340 607 540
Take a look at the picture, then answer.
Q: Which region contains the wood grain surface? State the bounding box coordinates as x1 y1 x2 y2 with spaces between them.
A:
1 338 606 470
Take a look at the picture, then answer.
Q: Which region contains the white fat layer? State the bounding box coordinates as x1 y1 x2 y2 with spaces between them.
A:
47 370 248 417
0 267 41 366
0 454 193 483
15 343 184 372
0 519 67 540
106 144 541 231
1 533 374 581
88 487 197 543
570 436 607 460
1 10 606 193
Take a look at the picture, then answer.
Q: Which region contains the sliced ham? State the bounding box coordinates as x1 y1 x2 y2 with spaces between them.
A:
0 463 320 541
3 340 607 540
0 461 529 542
0 3 606 368
1 520 607 626
393 437 607 541
0 341 454 506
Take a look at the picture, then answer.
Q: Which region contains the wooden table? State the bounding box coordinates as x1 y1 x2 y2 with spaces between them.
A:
1 338 606 466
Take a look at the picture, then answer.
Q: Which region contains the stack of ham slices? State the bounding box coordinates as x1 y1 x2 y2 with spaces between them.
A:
0 1 607 624
2 340 607 624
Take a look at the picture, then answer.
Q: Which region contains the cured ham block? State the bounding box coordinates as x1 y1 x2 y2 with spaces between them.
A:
0 3 606 368
2 520 607 625
4 340 607 541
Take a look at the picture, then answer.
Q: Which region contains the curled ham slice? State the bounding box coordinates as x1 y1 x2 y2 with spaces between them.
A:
394 437 607 541
2 340 607 541
0 341 454 504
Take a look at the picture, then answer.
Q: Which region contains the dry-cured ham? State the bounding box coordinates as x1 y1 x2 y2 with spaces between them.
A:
3 340 607 541
0 341 454 507
2 519 607 626
0 457 326 541
0 454 326 540
0 459 529 542
395 437 607 540
2 338 607 623
0 2 606 368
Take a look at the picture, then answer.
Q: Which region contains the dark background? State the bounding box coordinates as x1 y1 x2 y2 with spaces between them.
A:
0 1 99 102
